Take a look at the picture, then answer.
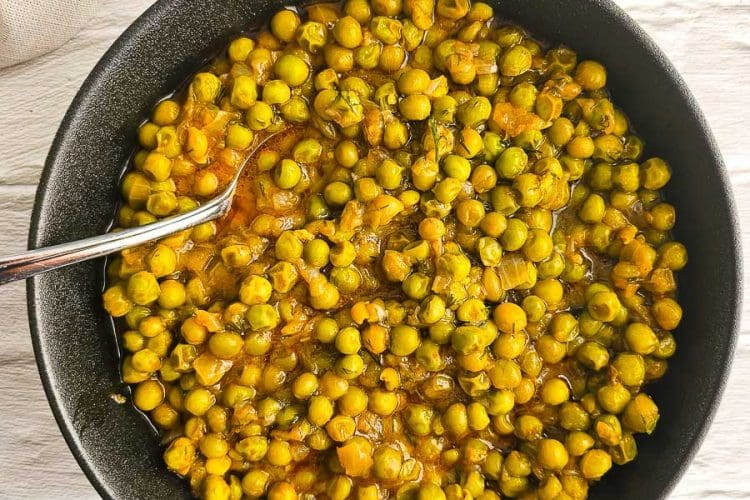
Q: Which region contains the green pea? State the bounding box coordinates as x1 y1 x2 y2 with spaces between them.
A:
597 382 631 414
402 272 432 300
228 37 254 63
225 123 254 149
501 45 532 76
495 147 528 179
246 101 274 130
354 42 382 69
482 133 505 163
443 402 469 437
576 342 610 371
509 82 538 110
329 266 362 293
324 181 354 207
333 16 364 48
191 72 221 103
405 404 433 436
443 155 471 181
280 96 310 123
373 445 402 479
415 340 443 371
581 449 613 479
433 177 463 204
419 295 447 324
275 231 303 261
376 159 404 189
622 393 659 434
303 239 330 268
390 325 421 356
477 237 503 266
370 16 402 44
587 291 621 322
641 157 671 189
127 271 161 305
336 354 364 379
335 327 362 355
624 322 659 355
399 94 432 121
246 304 280 331
274 54 310 87
457 96 492 128
432 95 458 123
308 194 331 220
500 218 528 251
230 75 258 109
297 21 328 53
315 317 339 343
579 194 606 223
274 159 302 189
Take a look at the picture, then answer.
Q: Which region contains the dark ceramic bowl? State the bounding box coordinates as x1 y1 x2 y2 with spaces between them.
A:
27 0 740 498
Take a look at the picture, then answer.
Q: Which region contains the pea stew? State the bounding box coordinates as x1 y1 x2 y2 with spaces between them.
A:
102 0 686 498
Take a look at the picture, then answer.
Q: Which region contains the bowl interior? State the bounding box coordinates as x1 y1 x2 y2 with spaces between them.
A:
28 0 740 498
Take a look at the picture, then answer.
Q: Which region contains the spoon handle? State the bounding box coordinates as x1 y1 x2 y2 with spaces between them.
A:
0 192 231 286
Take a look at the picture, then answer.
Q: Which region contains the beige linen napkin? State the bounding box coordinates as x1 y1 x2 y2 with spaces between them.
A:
0 0 99 68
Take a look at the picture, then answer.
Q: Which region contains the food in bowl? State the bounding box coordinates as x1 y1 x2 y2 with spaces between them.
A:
101 0 687 498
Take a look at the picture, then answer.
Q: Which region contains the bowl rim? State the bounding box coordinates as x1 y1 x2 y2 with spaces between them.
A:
25 0 742 498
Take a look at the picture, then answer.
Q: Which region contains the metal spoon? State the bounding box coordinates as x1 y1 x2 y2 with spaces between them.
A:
0 134 278 285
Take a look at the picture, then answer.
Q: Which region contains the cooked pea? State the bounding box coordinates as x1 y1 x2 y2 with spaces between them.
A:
489 359 522 390
184 388 215 416
652 297 682 330
324 181 354 207
622 393 660 434
402 272 432 300
336 354 364 379
133 380 164 411
500 218 528 251
501 45 532 76
640 157 672 189
267 481 297 500
326 415 357 442
335 326 362 355
208 331 243 359
230 75 258 110
541 378 570 406
333 16 364 49
575 60 607 90
587 291 621 322
334 140 359 168
270 9 300 42
613 353 645 386
405 404 433 436
648 202 676 231
246 304 280 331
624 322 659 355
419 217 445 241
192 72 221 103
580 449 613 479
335 387 368 419
303 239 330 268
537 438 569 471
597 382 631 414
153 99 180 126
390 325 421 356
274 159 302 189
496 147 528 179
373 445 402 479
576 341 610 370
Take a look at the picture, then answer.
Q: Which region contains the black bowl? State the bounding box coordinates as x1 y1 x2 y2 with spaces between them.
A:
27 0 741 498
